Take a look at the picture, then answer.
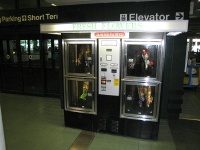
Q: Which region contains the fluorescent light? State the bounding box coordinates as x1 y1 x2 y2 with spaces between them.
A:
51 4 57 6
167 32 182 36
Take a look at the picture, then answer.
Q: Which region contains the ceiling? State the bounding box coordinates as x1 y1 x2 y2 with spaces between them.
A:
45 0 165 6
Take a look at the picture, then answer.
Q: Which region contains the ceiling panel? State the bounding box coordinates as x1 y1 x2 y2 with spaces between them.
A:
45 0 165 6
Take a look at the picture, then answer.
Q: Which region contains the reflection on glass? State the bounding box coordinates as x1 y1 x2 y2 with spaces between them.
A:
30 40 40 66
20 40 29 63
68 80 93 109
54 39 59 69
127 45 157 77
45 39 59 69
2 40 17 63
125 84 155 116
68 44 92 74
2 40 8 62
20 39 40 67
9 40 17 63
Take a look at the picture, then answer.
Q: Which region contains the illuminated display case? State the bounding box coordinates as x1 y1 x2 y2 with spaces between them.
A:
66 40 94 77
120 40 164 121
65 78 95 113
63 39 97 114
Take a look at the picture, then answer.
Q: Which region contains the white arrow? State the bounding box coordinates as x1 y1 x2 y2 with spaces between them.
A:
176 12 184 20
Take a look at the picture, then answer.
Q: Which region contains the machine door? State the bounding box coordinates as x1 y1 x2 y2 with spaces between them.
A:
64 40 95 77
121 81 161 121
65 78 96 114
121 40 164 122
63 39 97 114
123 41 163 81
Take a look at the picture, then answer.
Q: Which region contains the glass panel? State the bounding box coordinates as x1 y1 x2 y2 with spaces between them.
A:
45 39 52 68
2 40 17 63
125 84 155 116
20 40 29 64
0 0 15 10
2 40 8 63
68 44 92 74
9 40 17 63
53 39 59 69
30 40 40 66
19 0 37 9
127 44 158 77
45 39 59 69
68 80 93 109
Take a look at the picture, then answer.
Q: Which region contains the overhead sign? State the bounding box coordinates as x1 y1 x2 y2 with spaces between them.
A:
120 12 185 21
0 13 58 24
40 20 188 33
120 13 170 21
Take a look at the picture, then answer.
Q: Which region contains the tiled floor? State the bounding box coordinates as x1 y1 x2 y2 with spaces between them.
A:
0 90 196 150
180 87 200 120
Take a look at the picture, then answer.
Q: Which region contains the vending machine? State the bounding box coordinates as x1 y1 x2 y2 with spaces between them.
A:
63 35 165 139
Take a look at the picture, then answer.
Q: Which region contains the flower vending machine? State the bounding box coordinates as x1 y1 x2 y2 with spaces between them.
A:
120 40 164 122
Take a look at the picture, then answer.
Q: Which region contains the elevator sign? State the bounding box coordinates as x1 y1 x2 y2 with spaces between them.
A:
120 12 185 21
120 13 170 21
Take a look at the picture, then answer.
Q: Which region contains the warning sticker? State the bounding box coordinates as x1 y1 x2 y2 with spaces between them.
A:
114 78 119 86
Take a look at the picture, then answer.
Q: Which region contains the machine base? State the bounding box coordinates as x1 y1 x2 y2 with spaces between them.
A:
64 111 159 140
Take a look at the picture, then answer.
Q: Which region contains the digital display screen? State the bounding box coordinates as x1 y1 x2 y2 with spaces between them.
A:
106 49 112 52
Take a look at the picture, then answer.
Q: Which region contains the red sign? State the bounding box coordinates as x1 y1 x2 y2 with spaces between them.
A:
94 32 125 37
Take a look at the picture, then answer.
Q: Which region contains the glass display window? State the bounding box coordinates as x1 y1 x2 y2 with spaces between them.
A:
121 81 160 121
68 44 92 74
66 78 95 112
64 40 96 77
126 43 158 78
